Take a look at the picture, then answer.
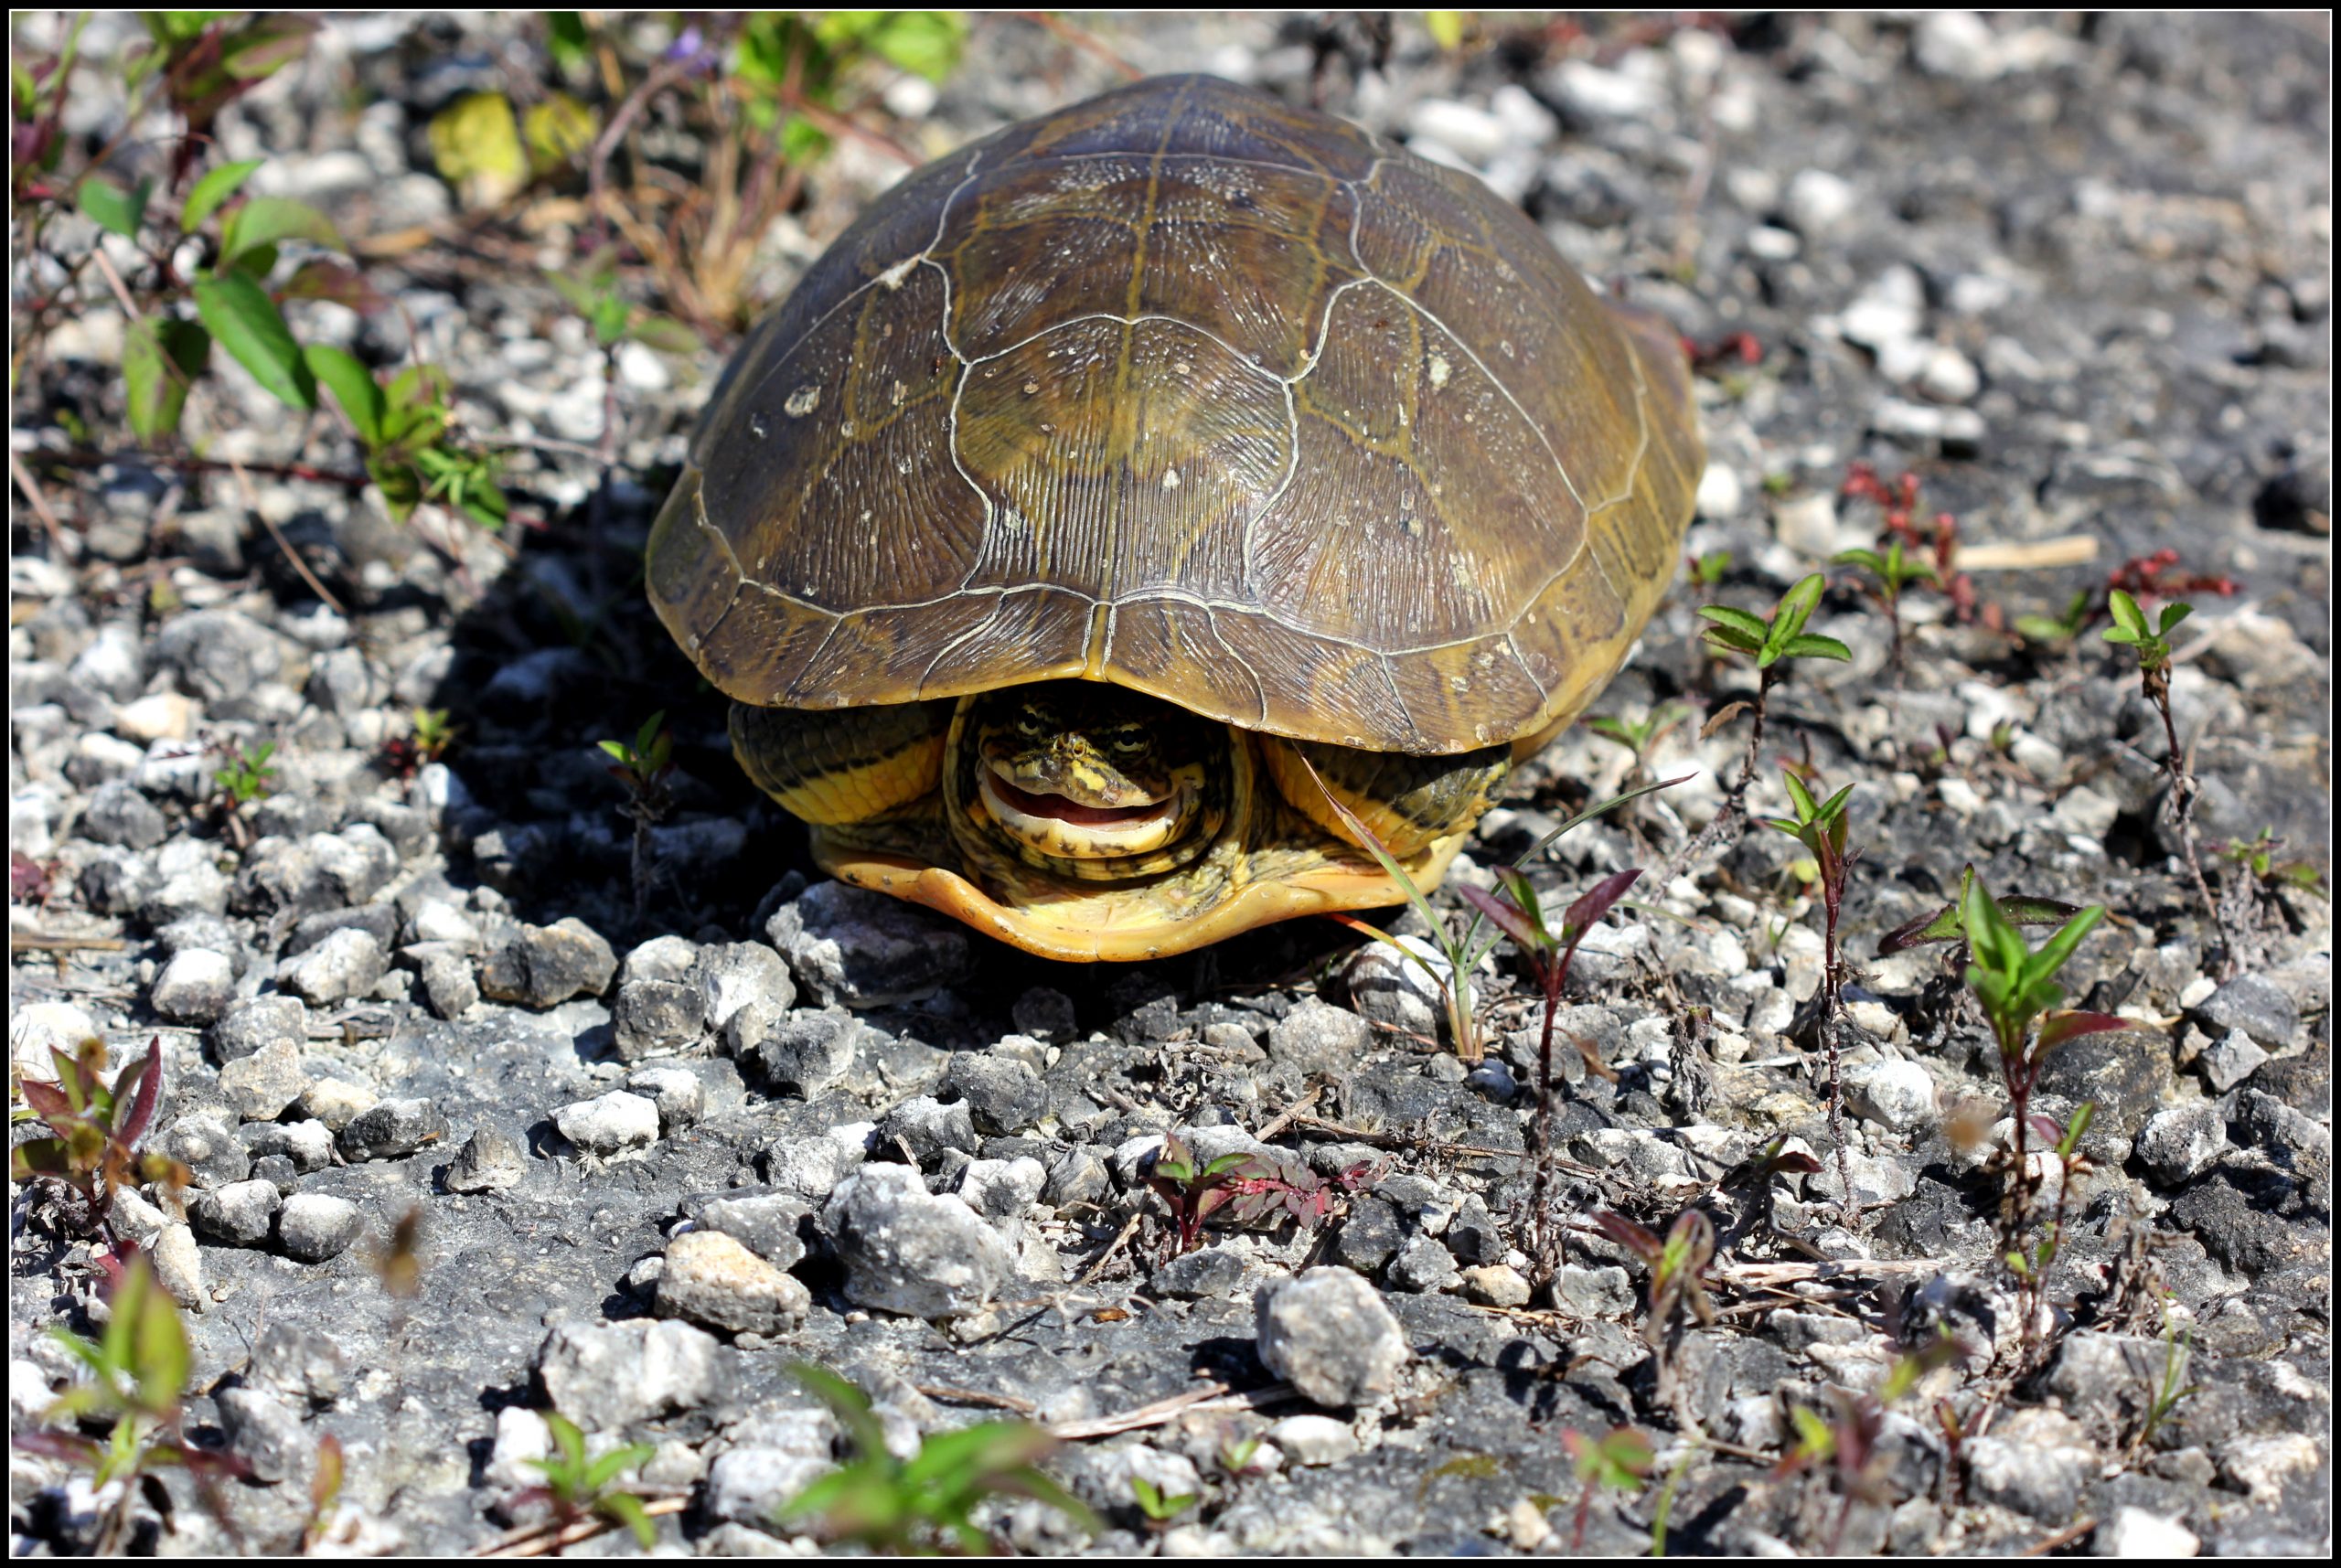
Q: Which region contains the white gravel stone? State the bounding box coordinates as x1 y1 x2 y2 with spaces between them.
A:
1847 1059 1939 1130
555 1090 663 1156
1783 167 1859 237
2097 1505 2198 1558
1255 1267 1409 1408
1267 1413 1357 1467
151 948 238 1023
282 927 389 1006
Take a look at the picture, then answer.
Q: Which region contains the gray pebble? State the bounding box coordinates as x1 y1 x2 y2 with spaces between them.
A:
281 927 388 1006
338 1096 449 1162
444 1126 527 1192
217 1386 307 1484
243 1118 334 1174
1255 1267 1409 1408
277 1193 363 1262
1267 998 1372 1074
218 1038 309 1122
537 1318 718 1432
625 1066 705 1132
2196 974 2299 1051
1385 1234 1461 1294
766 880 970 1008
478 918 617 1008
823 1163 1011 1319
880 1095 978 1165
192 1178 283 1246
209 995 306 1063
155 1113 252 1188
942 1053 1048 1136
554 1091 661 1156
151 948 237 1024
2135 1100 2229 1186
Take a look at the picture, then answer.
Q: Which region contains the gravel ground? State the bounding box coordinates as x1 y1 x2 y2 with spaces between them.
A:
9 12 2330 1557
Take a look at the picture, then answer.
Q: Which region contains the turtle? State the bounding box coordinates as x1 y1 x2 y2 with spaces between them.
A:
647 74 1704 961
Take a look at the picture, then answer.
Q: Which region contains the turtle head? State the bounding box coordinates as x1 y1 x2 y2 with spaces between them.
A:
963 684 1215 869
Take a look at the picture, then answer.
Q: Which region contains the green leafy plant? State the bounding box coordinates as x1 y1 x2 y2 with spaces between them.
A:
515 1412 658 1550
209 739 276 849
1775 1335 1960 1552
600 712 677 922
1760 770 1858 1221
1458 867 1641 1279
778 1363 1096 1554
1958 874 2122 1351
1832 538 1937 709
2013 587 2094 649
2103 588 2225 955
2132 1313 2200 1455
1691 573 1851 853
307 354 508 533
15 1253 246 1553
2222 827 2327 903
1593 1211 1717 1429
1309 758 1682 1063
1687 549 1732 591
11 1036 183 1243
1559 1426 1652 1551
1587 701 1693 788
1128 1474 1198 1527
1146 1134 1256 1258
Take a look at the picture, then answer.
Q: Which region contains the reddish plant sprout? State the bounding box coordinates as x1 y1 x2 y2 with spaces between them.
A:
1841 462 1987 625
1684 329 1764 374
2108 548 2238 604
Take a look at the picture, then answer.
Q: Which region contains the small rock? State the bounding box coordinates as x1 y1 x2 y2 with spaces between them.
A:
957 1156 1047 1221
613 977 704 1061
1149 1243 1248 1301
881 1095 978 1165
1267 998 1372 1074
2134 1101 2229 1186
1552 1264 1635 1317
1342 938 1448 1041
690 942 794 1033
2096 1506 2198 1558
693 1189 813 1268
1783 166 1859 238
281 928 389 1007
416 951 479 1019
251 1321 346 1406
625 1066 705 1133
1846 1059 1938 1130
1011 987 1078 1041
2195 975 2299 1051
705 1445 833 1527
1962 1408 2095 1523
2197 1032 2270 1093
1460 1264 1532 1307
767 881 970 1008
217 1387 307 1485
243 1119 334 1174
479 918 617 1008
1266 1413 1356 1467
444 1126 528 1192
1331 1198 1405 1274
738 1004 863 1097
537 1319 719 1432
209 995 306 1063
823 1163 1012 1319
155 1113 251 1187
941 1054 1048 1136
555 1091 662 1157
151 948 237 1024
337 1097 448 1162
1385 1234 1460 1294
1912 11 2004 80
765 1126 871 1205
80 779 168 849
657 1230 813 1336
218 1038 309 1123
192 1179 283 1246
298 1077 378 1131
277 1193 364 1263
1255 1267 1409 1408
151 1222 205 1308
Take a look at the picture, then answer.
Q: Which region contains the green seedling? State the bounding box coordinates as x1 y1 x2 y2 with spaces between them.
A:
1559 1426 1652 1552
1876 864 2083 956
1647 1440 1696 1558
2013 587 2093 648
296 1435 347 1553
1688 549 1732 591
2103 589 2222 951
2222 827 2327 900
1146 1134 1256 1258
1761 769 1857 1221
213 739 276 806
601 712 677 922
11 1036 184 1243
1218 1435 1265 1477
1691 573 1851 853
1129 1475 1198 1526
779 1363 1096 1554
1458 866 1641 1278
516 1413 658 1549
1833 539 1938 709
2133 1313 2200 1455
1587 701 1694 786
1777 1333 1961 1552
16 1253 246 1553
1959 874 2122 1350
1309 755 1683 1063
1593 1210 1718 1429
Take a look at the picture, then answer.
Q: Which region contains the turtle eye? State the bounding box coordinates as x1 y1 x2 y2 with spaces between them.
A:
1014 716 1046 740
1106 731 1148 755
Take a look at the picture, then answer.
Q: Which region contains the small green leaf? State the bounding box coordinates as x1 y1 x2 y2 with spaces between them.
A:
626 315 705 355
219 194 342 263
77 175 153 240
2157 602 2193 635
305 345 385 444
192 271 315 409
546 12 592 76
2106 589 2146 635
1695 603 1769 641
858 10 967 81
598 1489 657 1550
1767 572 1827 649
122 317 211 443
1770 633 1852 664
180 156 264 233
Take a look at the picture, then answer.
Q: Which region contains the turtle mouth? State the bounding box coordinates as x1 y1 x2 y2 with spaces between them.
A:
978 764 1194 859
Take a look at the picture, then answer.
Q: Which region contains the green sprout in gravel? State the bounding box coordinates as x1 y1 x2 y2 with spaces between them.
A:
1307 753 1680 1064
600 711 677 923
11 1035 184 1244
1832 538 1937 722
211 739 276 848
2132 1313 2201 1456
1776 1335 1962 1552
1129 1474 1198 1528
2102 589 2227 959
1146 1133 1256 1258
779 1364 1096 1554
1459 866 1641 1281
1686 573 1851 861
1958 874 2123 1360
1760 769 1857 1224
1593 1210 1718 1434
1559 1425 1652 1552
516 1413 658 1549
15 1253 246 1554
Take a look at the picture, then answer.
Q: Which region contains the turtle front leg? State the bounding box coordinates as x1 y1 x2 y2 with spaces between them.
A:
1256 735 1511 858
729 699 953 825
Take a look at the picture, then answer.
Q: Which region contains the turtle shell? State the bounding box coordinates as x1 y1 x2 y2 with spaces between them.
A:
648 73 1704 755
